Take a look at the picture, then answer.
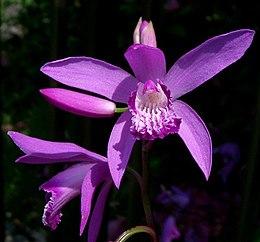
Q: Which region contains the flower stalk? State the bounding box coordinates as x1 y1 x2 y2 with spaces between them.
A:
126 166 142 188
114 225 158 242
141 140 155 229
115 107 128 113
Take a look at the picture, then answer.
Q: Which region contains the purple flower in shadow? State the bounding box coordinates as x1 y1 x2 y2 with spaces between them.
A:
8 131 112 242
40 25 254 188
157 185 191 208
161 216 181 242
213 142 240 183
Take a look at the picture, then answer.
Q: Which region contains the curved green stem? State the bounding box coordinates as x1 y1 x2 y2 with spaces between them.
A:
114 225 158 242
126 166 142 188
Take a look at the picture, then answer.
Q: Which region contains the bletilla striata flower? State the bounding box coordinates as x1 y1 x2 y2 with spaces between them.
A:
40 18 254 188
8 131 112 242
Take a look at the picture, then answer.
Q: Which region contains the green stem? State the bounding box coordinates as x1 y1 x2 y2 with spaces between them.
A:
126 166 142 188
141 140 155 229
115 107 128 113
237 77 260 242
114 226 158 242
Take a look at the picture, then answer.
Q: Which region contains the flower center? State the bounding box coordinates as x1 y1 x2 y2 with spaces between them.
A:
128 80 181 140
136 80 167 111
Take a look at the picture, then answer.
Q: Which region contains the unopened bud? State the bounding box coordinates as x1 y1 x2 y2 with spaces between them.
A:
40 88 116 118
133 17 157 47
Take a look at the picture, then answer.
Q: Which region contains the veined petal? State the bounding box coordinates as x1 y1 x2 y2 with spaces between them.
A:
80 163 110 235
172 100 212 179
40 57 138 103
108 110 136 188
88 181 112 242
8 131 106 163
40 88 116 118
40 163 94 230
165 29 255 99
124 44 166 83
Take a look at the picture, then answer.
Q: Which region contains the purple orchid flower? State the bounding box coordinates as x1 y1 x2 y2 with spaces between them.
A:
8 131 112 242
40 22 254 188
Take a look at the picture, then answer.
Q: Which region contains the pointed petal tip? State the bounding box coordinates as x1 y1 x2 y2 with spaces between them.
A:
239 29 255 35
39 88 46 94
234 28 255 43
79 218 84 236
204 168 211 181
114 178 121 190
40 62 50 73
201 158 212 181
108 161 122 189
7 130 16 137
7 131 22 143
107 111 136 190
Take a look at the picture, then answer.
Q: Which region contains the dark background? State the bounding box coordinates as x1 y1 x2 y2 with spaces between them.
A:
1 0 259 241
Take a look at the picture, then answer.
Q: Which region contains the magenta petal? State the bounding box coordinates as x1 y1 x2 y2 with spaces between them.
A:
124 44 166 83
80 163 110 235
40 88 116 118
8 131 106 163
88 181 112 242
40 57 138 103
172 100 212 179
165 29 255 99
40 163 94 230
15 154 102 164
108 110 136 188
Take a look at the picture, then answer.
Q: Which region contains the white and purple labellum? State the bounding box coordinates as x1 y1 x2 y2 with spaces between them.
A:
128 80 181 140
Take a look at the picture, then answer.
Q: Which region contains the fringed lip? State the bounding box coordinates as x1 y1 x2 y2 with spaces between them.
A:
40 163 95 230
128 80 181 140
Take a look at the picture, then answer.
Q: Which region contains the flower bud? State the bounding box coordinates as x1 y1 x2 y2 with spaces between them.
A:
40 88 116 118
133 17 157 47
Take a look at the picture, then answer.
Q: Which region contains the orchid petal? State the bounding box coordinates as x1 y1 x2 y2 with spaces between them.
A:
165 29 255 99
133 17 143 44
40 88 116 118
15 154 104 164
172 100 212 179
40 57 138 103
133 18 157 47
40 163 94 230
8 131 106 163
108 110 136 188
80 163 110 235
88 181 112 242
124 44 166 83
140 21 157 47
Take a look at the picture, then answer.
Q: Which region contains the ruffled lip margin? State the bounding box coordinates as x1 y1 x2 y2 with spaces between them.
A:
41 189 63 230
